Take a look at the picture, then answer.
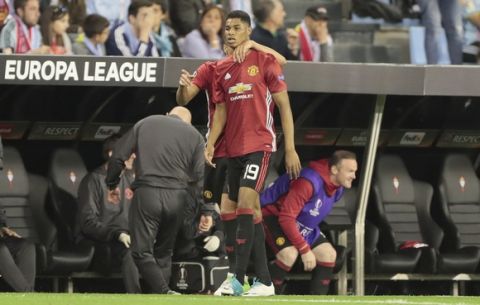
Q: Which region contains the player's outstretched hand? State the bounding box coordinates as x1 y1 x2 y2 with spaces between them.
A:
179 69 194 87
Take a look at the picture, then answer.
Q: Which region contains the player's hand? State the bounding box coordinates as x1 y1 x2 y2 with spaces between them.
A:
118 232 131 248
203 235 220 252
107 188 121 204
285 149 301 179
301 250 316 271
204 143 216 168
179 69 194 87
198 215 213 232
0 227 21 238
233 40 254 63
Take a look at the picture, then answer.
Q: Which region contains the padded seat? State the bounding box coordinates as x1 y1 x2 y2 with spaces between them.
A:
367 154 438 274
436 154 480 273
37 148 94 274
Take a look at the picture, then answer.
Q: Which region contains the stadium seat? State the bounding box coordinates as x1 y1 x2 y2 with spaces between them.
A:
48 148 88 248
435 154 480 273
43 148 93 274
367 154 435 274
0 147 38 241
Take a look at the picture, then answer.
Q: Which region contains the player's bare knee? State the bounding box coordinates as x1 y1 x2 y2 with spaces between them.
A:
276 246 299 267
313 243 336 263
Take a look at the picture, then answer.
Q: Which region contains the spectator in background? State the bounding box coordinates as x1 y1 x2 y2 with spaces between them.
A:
460 0 480 63
295 6 333 62
0 0 49 54
417 0 463 64
60 0 86 37
179 4 224 59
76 134 141 293
0 0 9 32
86 0 130 29
169 0 205 37
72 13 109 55
41 1 86 36
151 0 179 57
106 0 158 56
251 0 297 60
40 5 72 54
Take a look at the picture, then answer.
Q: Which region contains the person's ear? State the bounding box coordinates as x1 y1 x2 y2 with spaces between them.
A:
331 165 338 175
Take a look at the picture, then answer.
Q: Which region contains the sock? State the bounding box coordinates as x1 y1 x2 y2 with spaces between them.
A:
310 261 334 295
252 219 272 285
269 259 291 290
234 208 255 285
221 212 237 273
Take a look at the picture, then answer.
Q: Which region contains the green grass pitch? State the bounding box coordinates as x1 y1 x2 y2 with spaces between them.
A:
1 293 480 305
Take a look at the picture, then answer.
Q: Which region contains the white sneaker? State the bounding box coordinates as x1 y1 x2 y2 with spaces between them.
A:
214 273 233 296
242 279 275 297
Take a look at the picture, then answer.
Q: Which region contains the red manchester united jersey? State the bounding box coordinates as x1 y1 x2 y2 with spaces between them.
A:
213 50 287 157
192 61 227 158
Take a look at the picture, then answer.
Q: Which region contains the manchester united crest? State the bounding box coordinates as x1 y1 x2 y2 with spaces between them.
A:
203 190 213 199
276 237 285 246
247 65 259 76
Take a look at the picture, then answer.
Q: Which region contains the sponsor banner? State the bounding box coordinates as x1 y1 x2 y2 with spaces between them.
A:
436 130 480 148
295 128 340 146
336 129 389 146
82 123 132 141
28 122 82 140
0 55 164 87
387 130 439 147
0 121 30 139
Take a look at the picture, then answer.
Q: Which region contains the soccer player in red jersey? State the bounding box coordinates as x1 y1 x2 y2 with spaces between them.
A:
205 10 301 296
176 42 287 296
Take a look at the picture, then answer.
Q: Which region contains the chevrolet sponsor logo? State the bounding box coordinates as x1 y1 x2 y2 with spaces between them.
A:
228 83 252 94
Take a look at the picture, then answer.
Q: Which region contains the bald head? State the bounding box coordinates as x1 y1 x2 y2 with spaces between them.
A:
169 106 192 124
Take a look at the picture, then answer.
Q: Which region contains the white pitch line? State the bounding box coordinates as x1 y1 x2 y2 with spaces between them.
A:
173 296 472 305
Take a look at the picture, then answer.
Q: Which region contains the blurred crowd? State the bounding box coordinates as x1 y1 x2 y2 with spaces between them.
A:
0 0 479 64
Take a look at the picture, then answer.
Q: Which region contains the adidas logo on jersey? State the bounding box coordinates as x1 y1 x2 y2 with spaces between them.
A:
225 73 231 80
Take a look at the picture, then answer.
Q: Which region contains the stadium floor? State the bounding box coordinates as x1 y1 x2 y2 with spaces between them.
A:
1 293 480 305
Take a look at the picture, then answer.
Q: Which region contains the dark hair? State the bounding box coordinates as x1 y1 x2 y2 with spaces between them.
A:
253 0 280 23
328 150 357 168
40 5 68 46
102 133 122 161
83 14 109 38
128 0 153 17
199 5 224 42
226 10 251 27
14 0 32 12
150 0 167 12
